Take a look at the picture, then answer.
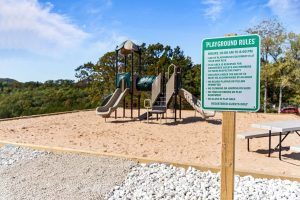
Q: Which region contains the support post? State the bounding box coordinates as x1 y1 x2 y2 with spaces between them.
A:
279 132 282 160
179 96 182 119
221 111 236 200
268 130 271 157
247 139 250 152
174 95 177 122
131 52 134 119
174 66 178 122
147 108 149 124
115 50 118 85
115 50 118 119
138 51 142 118
123 100 126 118
123 55 127 118
138 95 141 117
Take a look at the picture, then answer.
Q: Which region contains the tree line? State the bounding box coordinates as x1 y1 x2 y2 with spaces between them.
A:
0 19 299 119
246 19 300 112
0 80 95 118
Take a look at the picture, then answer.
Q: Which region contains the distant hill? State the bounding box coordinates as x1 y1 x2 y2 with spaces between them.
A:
0 78 18 83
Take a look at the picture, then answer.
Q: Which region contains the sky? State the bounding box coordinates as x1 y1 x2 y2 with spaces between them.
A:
0 0 300 82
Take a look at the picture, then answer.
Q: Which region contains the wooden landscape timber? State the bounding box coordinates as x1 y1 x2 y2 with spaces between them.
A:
0 140 299 182
0 109 94 122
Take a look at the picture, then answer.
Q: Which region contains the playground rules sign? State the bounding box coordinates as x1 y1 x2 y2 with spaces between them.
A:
201 35 260 112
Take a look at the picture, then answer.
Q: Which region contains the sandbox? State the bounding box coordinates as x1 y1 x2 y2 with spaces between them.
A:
0 109 299 179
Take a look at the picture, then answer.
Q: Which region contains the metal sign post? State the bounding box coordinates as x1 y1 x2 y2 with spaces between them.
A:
201 34 260 200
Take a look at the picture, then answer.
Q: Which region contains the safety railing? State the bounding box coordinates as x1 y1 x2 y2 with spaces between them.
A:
151 73 162 105
166 71 176 105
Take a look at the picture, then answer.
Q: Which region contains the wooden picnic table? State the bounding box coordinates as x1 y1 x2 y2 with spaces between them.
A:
252 120 300 160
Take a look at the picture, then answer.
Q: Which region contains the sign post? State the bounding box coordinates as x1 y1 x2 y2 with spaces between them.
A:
221 111 236 200
201 34 260 200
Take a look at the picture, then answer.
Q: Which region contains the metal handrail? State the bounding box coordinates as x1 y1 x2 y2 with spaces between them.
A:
151 73 162 105
167 64 177 80
166 72 176 105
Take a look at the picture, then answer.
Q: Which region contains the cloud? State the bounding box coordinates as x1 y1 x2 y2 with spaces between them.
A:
0 0 89 56
0 0 129 58
202 0 232 21
267 0 300 32
104 0 112 7
267 0 300 18
0 0 130 82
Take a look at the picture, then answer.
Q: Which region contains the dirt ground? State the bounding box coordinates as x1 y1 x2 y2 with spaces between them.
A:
0 109 299 178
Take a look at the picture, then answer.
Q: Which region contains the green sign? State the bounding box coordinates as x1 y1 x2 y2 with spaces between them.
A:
201 35 260 112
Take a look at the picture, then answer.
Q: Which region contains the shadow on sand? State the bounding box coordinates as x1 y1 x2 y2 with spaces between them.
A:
255 146 290 155
255 147 300 163
105 116 137 123
282 152 300 161
165 116 222 126
106 116 222 126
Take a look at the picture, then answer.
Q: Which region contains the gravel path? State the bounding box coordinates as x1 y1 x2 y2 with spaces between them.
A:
0 144 48 168
107 163 300 200
1 145 299 200
0 145 136 200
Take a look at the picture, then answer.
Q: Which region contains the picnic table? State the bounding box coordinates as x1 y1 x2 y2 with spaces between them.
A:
252 120 300 160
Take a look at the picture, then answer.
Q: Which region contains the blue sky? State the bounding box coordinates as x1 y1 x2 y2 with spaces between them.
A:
0 0 300 82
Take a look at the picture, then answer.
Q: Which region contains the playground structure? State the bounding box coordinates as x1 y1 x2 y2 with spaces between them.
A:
96 40 215 121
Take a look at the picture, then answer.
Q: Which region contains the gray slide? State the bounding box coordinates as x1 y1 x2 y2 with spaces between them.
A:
179 88 215 119
96 88 129 118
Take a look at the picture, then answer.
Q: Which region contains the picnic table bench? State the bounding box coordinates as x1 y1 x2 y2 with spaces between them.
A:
238 120 300 160
238 130 281 152
290 145 300 152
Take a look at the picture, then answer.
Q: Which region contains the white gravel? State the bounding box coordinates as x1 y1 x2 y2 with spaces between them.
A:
107 163 300 200
0 144 48 168
1 145 299 200
0 145 136 200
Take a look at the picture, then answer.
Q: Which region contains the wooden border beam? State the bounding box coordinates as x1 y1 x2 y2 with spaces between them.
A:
0 109 94 122
0 140 299 182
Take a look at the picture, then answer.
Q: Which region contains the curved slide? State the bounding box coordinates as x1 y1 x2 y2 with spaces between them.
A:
96 88 129 118
100 93 113 106
179 88 216 119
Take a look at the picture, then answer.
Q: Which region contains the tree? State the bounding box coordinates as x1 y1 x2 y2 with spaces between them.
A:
0 82 3 92
286 33 300 105
287 32 300 61
75 62 97 84
182 64 201 95
96 52 117 96
270 53 300 112
246 19 286 112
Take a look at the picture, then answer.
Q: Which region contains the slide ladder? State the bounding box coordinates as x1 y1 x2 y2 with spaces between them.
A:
139 73 167 120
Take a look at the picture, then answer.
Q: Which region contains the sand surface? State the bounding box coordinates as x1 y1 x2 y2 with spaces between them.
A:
0 109 299 177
